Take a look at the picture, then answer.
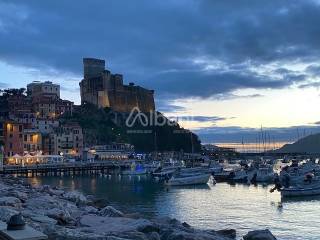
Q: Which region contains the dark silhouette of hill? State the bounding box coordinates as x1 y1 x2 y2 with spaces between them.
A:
275 134 320 154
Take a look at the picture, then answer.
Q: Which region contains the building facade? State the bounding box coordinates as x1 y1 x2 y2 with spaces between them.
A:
79 58 155 112
3 121 24 157
50 123 83 158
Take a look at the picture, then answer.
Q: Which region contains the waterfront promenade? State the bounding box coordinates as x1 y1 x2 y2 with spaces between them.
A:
0 161 136 176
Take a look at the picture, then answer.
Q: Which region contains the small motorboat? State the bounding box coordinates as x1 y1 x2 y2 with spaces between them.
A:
281 183 320 198
165 173 211 186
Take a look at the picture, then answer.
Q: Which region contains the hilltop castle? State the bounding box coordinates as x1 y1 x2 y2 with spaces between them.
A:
79 58 155 112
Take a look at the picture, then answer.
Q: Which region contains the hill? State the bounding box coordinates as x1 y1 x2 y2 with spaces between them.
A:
275 133 320 154
61 103 201 153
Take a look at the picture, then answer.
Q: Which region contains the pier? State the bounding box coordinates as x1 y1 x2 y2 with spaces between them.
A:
0 161 135 176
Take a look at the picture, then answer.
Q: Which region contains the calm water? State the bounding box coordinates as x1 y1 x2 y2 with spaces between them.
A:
28 175 320 240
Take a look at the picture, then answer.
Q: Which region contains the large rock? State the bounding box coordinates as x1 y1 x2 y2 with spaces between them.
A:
63 191 88 205
31 215 58 225
0 206 19 222
80 215 156 234
89 197 110 209
46 208 75 225
47 226 105 240
243 230 277 240
0 196 21 207
99 206 124 217
9 190 28 202
216 229 236 239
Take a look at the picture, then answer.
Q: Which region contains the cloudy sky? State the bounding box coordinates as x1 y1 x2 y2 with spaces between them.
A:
1 0 320 143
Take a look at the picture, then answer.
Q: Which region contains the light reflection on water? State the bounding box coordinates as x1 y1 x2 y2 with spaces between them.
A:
28 175 320 240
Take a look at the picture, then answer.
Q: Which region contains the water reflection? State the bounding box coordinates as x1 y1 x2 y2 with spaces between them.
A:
27 175 320 240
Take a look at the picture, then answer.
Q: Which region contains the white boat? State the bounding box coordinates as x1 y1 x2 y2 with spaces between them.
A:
281 183 320 198
253 167 275 183
152 166 180 177
165 173 211 186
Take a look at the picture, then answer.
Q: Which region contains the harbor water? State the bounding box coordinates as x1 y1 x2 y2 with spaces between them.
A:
28 175 320 240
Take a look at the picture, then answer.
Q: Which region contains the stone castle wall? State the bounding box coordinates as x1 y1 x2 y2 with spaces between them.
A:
80 58 155 112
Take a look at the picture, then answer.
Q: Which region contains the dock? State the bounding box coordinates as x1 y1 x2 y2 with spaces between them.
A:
0 161 135 176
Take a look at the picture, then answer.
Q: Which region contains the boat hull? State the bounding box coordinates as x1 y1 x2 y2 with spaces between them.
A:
281 185 320 198
165 174 211 186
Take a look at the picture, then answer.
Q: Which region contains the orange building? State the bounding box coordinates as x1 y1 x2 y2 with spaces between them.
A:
3 121 24 158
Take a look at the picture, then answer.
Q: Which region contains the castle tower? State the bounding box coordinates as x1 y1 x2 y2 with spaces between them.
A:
83 58 105 79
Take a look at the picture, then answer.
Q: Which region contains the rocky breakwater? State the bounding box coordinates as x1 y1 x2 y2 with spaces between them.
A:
0 175 277 240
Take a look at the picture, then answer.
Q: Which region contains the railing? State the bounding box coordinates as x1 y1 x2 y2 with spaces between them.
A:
1 160 141 172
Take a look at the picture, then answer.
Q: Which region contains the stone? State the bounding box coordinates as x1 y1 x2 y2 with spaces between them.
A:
182 222 191 228
243 229 277 240
84 206 99 214
216 229 236 239
31 215 58 225
0 207 19 222
80 215 156 234
48 226 105 240
46 208 74 225
116 231 149 240
0 197 21 207
91 198 110 209
99 206 124 217
63 191 88 205
9 191 28 202
0 225 48 240
148 232 161 240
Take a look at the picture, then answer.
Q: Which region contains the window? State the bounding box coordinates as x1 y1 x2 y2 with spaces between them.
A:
19 134 22 138
19 125 22 132
24 135 27 141
9 143 13 149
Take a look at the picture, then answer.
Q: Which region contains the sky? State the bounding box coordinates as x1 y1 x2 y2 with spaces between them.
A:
1 0 320 143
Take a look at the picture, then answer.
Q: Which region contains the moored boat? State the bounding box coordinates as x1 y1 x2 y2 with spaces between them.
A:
281 183 320 198
165 173 211 186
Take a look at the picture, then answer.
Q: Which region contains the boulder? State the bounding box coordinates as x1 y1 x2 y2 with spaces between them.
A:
80 215 156 234
216 229 236 239
148 232 161 240
99 206 124 217
116 231 149 240
46 208 74 225
48 226 105 240
0 196 21 207
0 206 19 222
63 191 88 205
91 198 110 209
9 190 28 202
84 206 99 214
243 230 277 240
31 215 58 225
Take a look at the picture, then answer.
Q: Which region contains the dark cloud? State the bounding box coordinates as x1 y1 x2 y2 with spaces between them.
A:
196 125 320 143
0 0 320 99
298 81 320 89
168 116 228 123
156 100 186 113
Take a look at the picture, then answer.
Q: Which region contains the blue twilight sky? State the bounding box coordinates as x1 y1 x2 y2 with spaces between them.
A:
1 0 320 143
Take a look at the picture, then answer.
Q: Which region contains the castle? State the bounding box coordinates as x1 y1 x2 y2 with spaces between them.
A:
79 58 155 112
